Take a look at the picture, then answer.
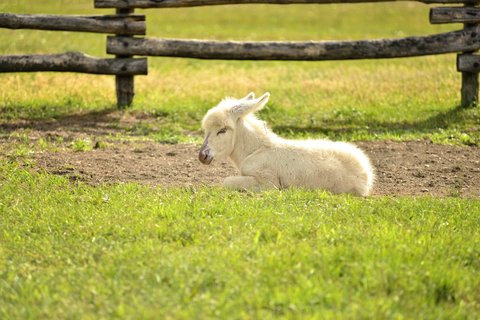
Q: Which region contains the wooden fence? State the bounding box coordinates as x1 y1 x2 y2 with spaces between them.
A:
0 12 148 108
1 0 480 108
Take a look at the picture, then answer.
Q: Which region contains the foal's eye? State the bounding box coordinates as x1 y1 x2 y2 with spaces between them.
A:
217 128 227 135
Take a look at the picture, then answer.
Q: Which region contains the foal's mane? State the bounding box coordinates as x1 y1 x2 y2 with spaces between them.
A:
241 114 280 146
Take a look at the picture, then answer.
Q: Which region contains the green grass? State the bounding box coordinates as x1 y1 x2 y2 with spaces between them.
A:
1 1 480 318
1 163 479 319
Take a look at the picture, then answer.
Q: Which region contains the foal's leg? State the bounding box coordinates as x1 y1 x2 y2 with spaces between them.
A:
223 176 259 191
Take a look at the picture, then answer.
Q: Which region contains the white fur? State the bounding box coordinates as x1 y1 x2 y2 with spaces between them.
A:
199 92 374 196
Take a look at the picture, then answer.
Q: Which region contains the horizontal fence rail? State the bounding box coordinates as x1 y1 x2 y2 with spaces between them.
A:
430 7 480 24
95 0 480 8
0 52 147 75
108 27 480 60
0 13 145 35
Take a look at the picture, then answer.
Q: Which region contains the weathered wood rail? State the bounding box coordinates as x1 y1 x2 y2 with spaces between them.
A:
430 7 480 24
0 52 147 75
107 28 480 60
95 0 480 8
0 13 145 35
1 0 480 108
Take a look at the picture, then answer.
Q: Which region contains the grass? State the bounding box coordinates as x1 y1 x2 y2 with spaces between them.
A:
1 0 480 318
1 163 479 319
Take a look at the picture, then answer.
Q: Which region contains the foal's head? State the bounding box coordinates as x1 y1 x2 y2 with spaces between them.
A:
199 92 270 165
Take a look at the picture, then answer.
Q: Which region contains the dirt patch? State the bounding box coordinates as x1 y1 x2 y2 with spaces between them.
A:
356 141 480 197
34 143 233 187
32 140 480 197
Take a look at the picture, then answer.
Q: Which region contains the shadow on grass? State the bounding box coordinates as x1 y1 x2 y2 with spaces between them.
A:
0 104 478 141
272 105 479 138
0 105 195 144
0 107 123 137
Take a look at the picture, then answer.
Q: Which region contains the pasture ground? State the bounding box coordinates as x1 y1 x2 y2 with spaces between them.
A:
2 111 480 196
33 141 480 197
8 138 480 197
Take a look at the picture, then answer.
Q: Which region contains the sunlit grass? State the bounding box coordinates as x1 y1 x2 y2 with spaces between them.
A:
3 55 477 145
0 163 479 319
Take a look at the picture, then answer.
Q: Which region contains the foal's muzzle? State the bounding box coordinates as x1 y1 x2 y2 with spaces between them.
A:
199 148 213 165
199 134 213 165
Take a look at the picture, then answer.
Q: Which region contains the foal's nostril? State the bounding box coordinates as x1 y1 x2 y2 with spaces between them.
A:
199 146 214 164
199 148 210 163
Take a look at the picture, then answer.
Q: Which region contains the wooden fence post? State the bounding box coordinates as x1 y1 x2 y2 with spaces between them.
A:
461 70 478 107
461 4 479 108
115 8 135 109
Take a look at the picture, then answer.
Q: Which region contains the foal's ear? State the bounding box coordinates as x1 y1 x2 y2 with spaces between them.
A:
241 92 255 100
230 92 270 118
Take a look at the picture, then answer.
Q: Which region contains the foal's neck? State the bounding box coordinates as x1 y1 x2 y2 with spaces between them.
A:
229 116 273 169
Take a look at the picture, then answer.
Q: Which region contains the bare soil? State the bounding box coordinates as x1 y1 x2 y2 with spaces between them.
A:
33 140 480 197
2 111 479 196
